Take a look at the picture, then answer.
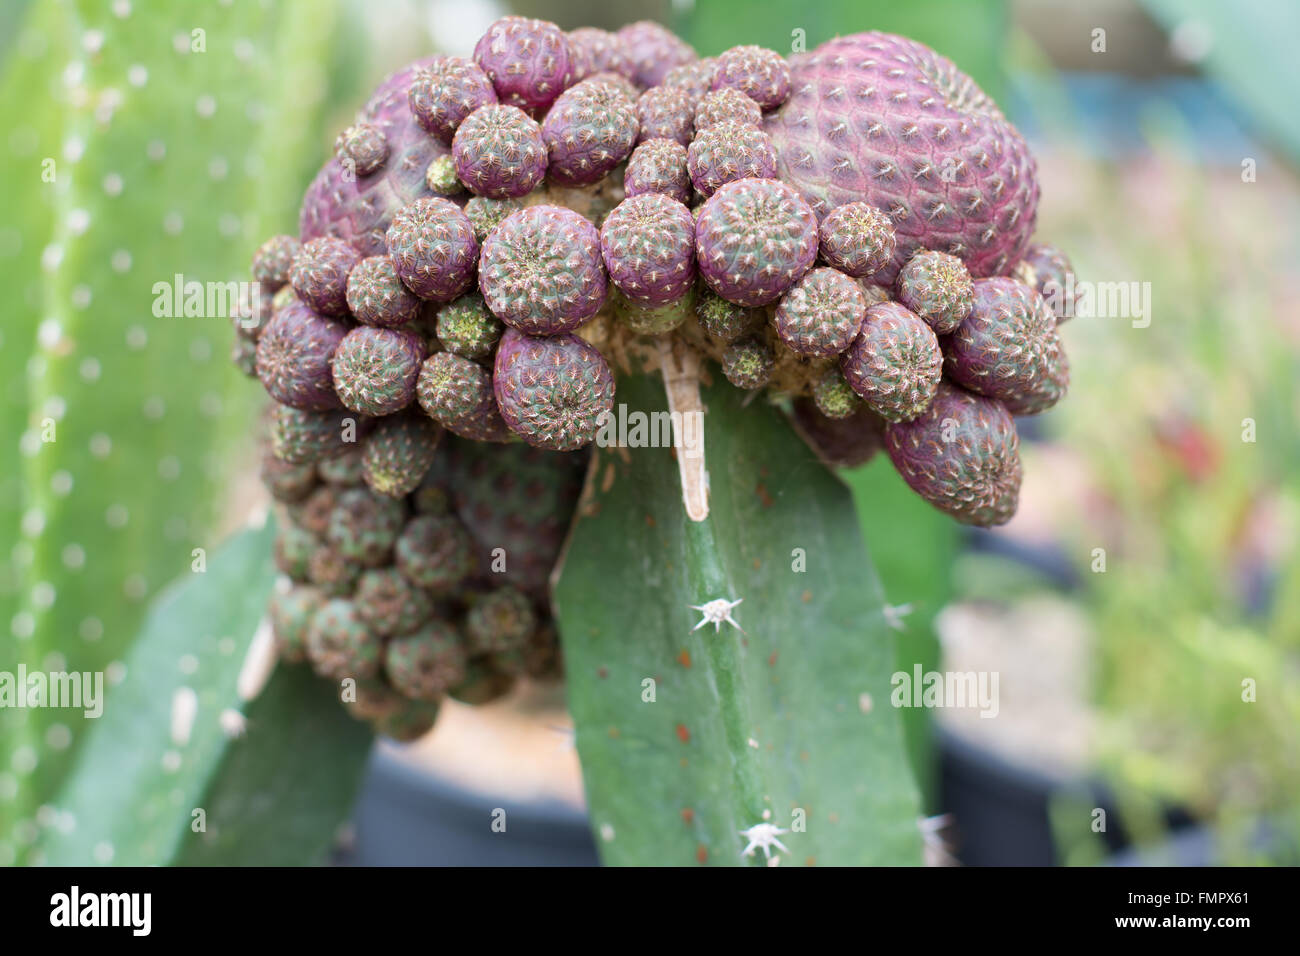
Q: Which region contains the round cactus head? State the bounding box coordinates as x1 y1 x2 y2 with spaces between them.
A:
494 328 615 451
840 301 943 424
766 32 1039 282
600 193 697 307
255 300 348 412
542 79 638 187
473 15 573 114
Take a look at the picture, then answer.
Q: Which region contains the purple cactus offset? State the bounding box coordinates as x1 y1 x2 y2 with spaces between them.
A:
385 621 468 700
695 286 761 342
395 513 477 591
355 567 435 637
255 300 348 411
586 71 640 104
884 381 1022 526
466 587 536 654
261 452 317 503
270 404 352 464
268 585 323 663
494 328 614 451
299 58 448 257
326 486 407 568
447 436 587 598
693 88 762 134
600 193 696 306
945 277 1067 414
306 598 381 680
840 301 943 423
567 27 634 82
424 155 464 196
463 196 521 242
721 336 775 390
290 237 359 317
624 138 691 204
434 292 504 359
542 79 638 187
1013 242 1078 324
773 266 867 356
636 86 694 146
696 178 818 307
791 398 886 468
452 104 548 199
473 15 572 114
307 545 361 596
819 202 897 280
251 234 300 290
687 122 778 198
812 368 864 419
479 205 607 334
617 21 697 88
331 326 426 417
362 414 441 497
385 196 479 302
346 255 422 328
611 286 695 336
765 32 1039 283
663 57 718 106
897 249 974 334
408 56 498 145
712 45 791 111
274 522 317 582
335 123 390 176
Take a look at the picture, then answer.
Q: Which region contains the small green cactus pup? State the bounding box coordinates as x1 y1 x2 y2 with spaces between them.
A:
268 585 324 663
307 545 362 596
306 598 382 680
394 513 477 591
463 196 522 243
260 452 317 503
318 446 366 486
385 621 469 700
694 286 760 342
466 587 537 654
772 266 867 356
693 88 761 133
448 659 517 706
416 351 512 443
435 292 504 360
424 155 465 196
896 249 974 334
362 414 441 497
273 521 318 581
812 368 863 420
251 234 301 290
335 122 390 176
331 326 427 417
326 486 407 567
818 202 896 280
355 567 435 637
840 302 943 423
346 255 422 328
493 328 616 451
270 405 354 464
721 336 775 390
612 287 694 336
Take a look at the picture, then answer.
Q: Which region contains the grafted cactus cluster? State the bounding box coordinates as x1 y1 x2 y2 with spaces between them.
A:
232 18 1079 730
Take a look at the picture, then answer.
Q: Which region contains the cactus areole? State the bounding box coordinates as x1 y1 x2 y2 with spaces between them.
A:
234 18 1076 855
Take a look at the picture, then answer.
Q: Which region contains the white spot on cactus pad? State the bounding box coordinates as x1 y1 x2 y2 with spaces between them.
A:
219 709 247 738
689 597 744 634
170 687 197 745
739 822 789 861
